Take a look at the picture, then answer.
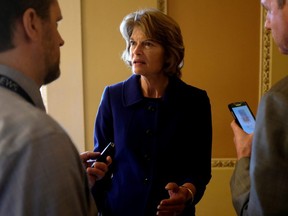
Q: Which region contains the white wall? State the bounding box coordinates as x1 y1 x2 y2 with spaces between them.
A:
43 0 85 152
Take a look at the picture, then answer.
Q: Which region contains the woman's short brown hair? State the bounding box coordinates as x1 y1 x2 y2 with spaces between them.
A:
120 8 185 78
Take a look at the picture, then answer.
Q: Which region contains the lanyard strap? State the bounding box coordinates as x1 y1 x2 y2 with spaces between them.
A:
0 74 35 106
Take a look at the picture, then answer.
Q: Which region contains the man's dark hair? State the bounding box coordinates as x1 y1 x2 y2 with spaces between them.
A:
0 0 53 52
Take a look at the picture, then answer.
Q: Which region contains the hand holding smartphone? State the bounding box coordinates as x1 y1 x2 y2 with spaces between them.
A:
91 142 115 167
228 101 256 134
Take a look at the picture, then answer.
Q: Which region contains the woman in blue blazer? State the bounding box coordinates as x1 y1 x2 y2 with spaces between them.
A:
92 8 212 216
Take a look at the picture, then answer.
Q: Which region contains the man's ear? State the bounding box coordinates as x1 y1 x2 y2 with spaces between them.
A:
22 8 42 41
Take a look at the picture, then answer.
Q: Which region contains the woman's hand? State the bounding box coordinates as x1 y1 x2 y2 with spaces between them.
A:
157 182 195 216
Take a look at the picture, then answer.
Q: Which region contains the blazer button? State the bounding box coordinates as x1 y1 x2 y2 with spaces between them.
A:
145 129 153 136
144 178 149 185
147 105 155 112
144 154 151 161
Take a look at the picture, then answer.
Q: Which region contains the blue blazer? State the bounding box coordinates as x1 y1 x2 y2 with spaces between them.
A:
93 74 212 216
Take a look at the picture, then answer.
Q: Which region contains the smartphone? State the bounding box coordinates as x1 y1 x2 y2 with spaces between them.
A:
228 101 256 134
91 142 115 167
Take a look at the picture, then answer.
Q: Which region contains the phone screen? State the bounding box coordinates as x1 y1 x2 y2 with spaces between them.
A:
229 102 255 134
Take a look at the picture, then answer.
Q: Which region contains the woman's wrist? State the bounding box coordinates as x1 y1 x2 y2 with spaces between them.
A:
179 185 195 205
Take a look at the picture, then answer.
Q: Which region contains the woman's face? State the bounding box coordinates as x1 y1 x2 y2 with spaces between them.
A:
129 26 165 77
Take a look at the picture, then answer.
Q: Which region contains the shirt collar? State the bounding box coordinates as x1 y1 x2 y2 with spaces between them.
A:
0 64 46 111
122 74 181 106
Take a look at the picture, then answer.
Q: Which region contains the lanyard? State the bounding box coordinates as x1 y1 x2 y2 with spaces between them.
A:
0 74 35 106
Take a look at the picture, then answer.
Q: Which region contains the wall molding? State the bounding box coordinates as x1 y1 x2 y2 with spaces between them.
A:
259 8 272 97
212 158 236 168
157 0 167 14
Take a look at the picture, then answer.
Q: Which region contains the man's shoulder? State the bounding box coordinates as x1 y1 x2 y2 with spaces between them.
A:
0 89 70 147
269 75 288 95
